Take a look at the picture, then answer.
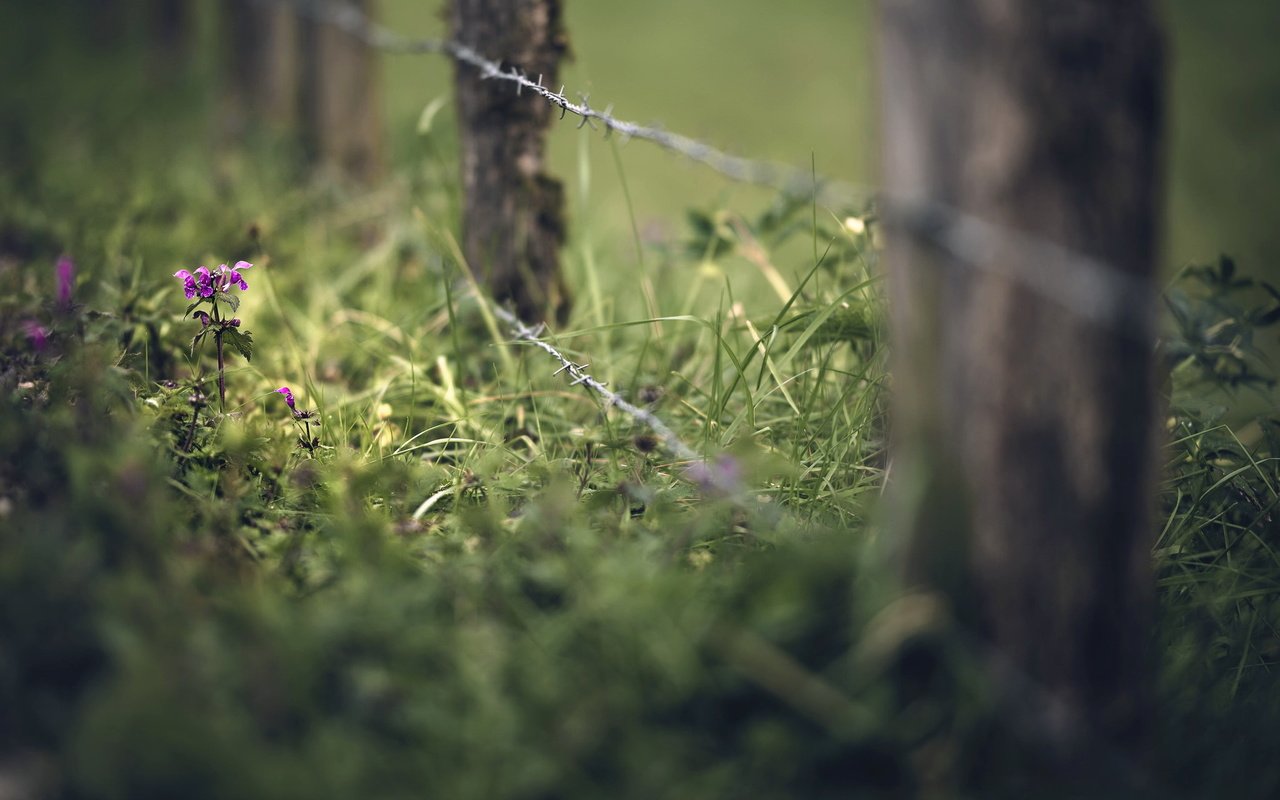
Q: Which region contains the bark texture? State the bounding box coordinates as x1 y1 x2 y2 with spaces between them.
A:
878 0 1165 767
451 0 570 323
299 0 383 183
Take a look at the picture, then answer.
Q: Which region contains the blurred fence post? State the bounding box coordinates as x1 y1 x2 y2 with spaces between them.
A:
450 0 571 323
146 0 189 78
226 0 301 131
878 0 1165 771
297 0 383 183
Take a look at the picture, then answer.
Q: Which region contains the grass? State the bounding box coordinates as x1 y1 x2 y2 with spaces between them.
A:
2 5 1280 798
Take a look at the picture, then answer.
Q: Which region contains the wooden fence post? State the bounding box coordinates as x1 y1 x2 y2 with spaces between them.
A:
226 0 301 131
878 0 1166 774
299 0 383 183
450 0 571 323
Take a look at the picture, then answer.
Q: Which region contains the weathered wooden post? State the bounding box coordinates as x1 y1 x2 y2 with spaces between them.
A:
226 0 302 131
299 0 383 182
451 0 571 322
878 0 1166 773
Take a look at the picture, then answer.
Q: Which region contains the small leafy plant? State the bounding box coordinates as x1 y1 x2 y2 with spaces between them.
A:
175 261 255 411
276 385 322 456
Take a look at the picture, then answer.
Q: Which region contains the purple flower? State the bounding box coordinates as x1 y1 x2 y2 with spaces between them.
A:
23 320 49 352
276 386 296 411
174 266 214 299
194 266 215 297
174 269 196 298
193 310 212 327
225 260 252 292
56 255 74 309
684 455 742 495
211 261 252 293
176 261 253 299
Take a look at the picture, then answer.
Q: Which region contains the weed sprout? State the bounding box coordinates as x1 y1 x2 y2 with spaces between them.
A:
175 261 255 411
276 386 322 456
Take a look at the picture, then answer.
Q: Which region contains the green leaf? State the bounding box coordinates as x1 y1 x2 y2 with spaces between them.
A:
217 292 240 314
189 330 207 356
1257 305 1280 327
184 300 204 318
223 328 254 362
1257 283 1280 327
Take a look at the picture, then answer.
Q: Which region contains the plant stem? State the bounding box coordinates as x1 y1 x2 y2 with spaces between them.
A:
215 332 225 411
212 301 226 412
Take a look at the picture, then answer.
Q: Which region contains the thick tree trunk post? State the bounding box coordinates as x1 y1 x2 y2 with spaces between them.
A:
226 0 301 131
451 0 570 323
299 0 383 183
878 0 1165 771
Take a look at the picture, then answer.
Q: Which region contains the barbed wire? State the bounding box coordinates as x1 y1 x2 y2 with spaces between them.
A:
885 200 1159 339
252 0 855 204
488 303 747 496
254 0 1161 344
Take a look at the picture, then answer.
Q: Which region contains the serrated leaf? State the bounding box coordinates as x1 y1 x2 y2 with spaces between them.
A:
217 292 240 314
223 328 254 362
190 330 207 356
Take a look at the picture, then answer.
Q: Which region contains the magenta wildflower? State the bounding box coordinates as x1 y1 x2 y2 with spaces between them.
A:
23 320 49 352
194 266 215 297
277 385 321 455
175 261 252 298
173 269 195 298
684 455 742 495
174 267 212 299
222 261 252 292
175 259 257 413
56 255 75 309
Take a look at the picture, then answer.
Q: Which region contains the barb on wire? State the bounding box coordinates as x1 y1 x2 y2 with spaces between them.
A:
262 0 1161 343
487 303 743 496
